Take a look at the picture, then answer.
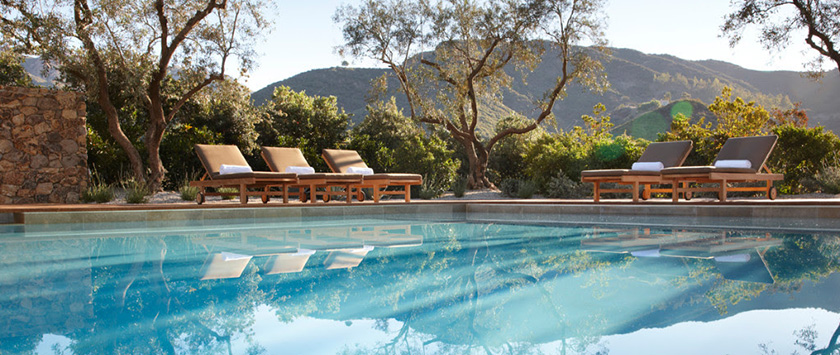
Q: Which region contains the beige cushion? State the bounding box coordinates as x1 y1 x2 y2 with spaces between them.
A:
712 135 778 173
322 149 369 173
261 147 310 173
195 144 251 176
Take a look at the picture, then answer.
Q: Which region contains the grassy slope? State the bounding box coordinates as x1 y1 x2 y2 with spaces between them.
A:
612 100 712 141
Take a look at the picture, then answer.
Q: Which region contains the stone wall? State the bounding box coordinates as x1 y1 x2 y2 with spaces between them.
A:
0 85 88 204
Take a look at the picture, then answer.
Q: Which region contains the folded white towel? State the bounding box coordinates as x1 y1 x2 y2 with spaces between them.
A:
219 164 252 175
631 161 665 172
714 159 752 169
714 253 751 263
220 251 252 261
285 166 316 174
630 248 661 257
347 166 374 175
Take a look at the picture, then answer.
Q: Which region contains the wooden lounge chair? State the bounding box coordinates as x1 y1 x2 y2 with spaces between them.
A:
321 149 422 203
661 135 783 202
260 146 363 203
580 140 693 202
191 144 298 204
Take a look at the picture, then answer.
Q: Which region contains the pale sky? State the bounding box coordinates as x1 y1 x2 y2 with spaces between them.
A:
240 0 815 92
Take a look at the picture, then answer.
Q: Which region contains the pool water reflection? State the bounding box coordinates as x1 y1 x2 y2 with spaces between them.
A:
0 217 838 354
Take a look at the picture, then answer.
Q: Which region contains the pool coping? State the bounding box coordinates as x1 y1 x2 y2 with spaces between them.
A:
4 199 840 232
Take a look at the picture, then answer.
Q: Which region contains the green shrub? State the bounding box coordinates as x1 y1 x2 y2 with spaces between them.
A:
349 99 458 196
81 181 115 203
452 176 468 198
815 165 840 194
487 115 543 185
499 179 521 197
121 178 150 204
179 185 200 201
545 172 590 199
217 187 238 200
419 173 449 199
516 180 538 199
769 124 840 194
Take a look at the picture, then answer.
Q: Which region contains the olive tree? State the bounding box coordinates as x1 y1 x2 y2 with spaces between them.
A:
722 0 840 76
0 0 273 191
335 0 608 189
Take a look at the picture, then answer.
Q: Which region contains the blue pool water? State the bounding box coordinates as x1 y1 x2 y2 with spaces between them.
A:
0 216 838 354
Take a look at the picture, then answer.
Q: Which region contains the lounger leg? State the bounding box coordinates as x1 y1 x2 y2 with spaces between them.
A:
593 182 600 202
720 179 728 202
404 184 410 203
309 186 317 204
373 184 381 203
672 181 679 203
282 185 289 204
239 183 247 204
345 185 352 204
632 181 640 202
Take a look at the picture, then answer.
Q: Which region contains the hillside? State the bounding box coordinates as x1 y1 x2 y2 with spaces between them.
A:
253 46 840 137
612 100 713 141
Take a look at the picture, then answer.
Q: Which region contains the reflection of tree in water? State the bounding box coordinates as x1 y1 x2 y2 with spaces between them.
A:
2 225 840 355
64 235 265 355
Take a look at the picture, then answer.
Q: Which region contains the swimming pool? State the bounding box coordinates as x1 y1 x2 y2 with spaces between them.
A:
1 213 838 354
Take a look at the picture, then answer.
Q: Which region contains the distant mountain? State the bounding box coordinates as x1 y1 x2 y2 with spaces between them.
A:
21 56 59 87
252 46 840 137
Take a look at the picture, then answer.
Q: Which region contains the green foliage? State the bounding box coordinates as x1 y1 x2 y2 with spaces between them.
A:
0 49 32 87
500 179 521 198
159 123 222 190
768 124 840 194
349 99 458 194
722 0 840 75
524 106 647 194
488 115 544 185
81 173 115 203
121 178 150 204
259 86 350 171
217 187 238 200
708 87 771 137
815 166 840 194
516 180 538 199
545 172 591 199
452 176 468 198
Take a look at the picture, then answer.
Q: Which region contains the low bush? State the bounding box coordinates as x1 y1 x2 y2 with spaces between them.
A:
815 166 840 194
452 176 468 198
499 179 521 198
121 178 150 204
81 180 114 203
217 187 238 200
516 180 538 199
545 172 590 199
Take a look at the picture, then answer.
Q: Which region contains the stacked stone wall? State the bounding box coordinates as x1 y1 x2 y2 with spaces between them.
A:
0 85 88 204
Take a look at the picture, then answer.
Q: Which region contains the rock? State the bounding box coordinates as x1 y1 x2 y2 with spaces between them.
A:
59 139 79 154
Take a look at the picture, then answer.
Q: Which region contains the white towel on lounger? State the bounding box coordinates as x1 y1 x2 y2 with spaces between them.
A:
285 166 316 174
219 164 252 175
631 161 664 171
347 167 374 175
714 160 752 169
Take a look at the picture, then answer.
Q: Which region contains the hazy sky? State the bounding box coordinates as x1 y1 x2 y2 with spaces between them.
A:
240 0 814 91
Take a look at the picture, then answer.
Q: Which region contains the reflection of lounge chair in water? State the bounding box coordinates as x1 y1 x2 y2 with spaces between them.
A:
196 235 300 279
580 228 710 254
659 232 781 284
324 246 375 269
263 249 316 274
199 252 253 280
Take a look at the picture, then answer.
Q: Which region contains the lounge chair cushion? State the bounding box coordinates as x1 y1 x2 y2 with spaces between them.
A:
712 135 777 173
261 147 312 173
322 149 370 173
660 166 756 175
581 169 630 178
196 144 252 176
636 140 693 167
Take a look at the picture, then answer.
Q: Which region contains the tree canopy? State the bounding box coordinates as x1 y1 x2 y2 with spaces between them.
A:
0 0 274 190
336 0 609 189
722 0 840 76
